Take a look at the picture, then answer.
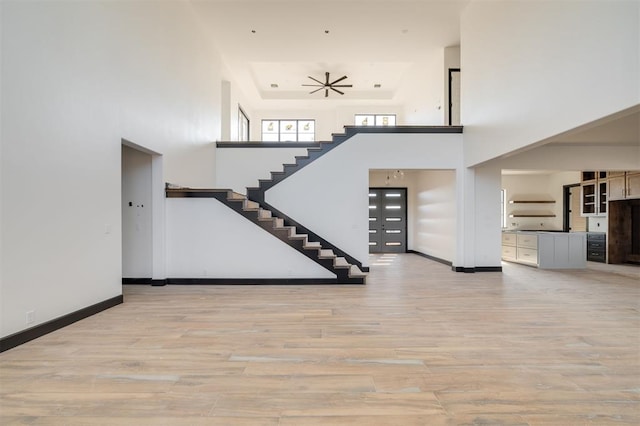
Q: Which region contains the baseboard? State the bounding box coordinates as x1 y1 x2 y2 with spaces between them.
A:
122 277 152 284
0 294 124 353
475 266 503 272
165 278 360 285
452 266 503 273
122 278 167 286
122 278 366 285
407 250 452 266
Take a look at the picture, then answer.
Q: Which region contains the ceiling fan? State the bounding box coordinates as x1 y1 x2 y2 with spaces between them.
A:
302 72 353 97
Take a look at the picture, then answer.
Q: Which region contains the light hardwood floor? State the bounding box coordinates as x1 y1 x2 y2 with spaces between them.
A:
1 254 639 425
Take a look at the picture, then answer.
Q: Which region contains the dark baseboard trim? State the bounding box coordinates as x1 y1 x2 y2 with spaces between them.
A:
343 125 463 134
121 278 167 286
407 250 452 266
216 142 321 149
475 266 503 272
0 295 124 353
452 266 503 273
165 278 363 285
452 266 476 273
122 278 152 284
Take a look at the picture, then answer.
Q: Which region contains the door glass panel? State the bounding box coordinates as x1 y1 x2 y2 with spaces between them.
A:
369 188 406 254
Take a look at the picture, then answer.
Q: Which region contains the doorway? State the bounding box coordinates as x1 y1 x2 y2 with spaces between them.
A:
121 140 165 284
369 188 407 253
448 68 461 126
563 184 587 232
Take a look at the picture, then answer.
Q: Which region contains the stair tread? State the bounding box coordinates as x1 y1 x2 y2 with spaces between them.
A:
334 257 350 268
228 192 246 200
319 249 335 258
348 265 367 278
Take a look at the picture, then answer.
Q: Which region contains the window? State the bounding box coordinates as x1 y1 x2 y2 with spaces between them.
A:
355 114 396 126
238 106 249 142
501 189 507 228
261 119 315 142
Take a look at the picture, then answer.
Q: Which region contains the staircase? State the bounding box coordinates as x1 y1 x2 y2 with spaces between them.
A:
246 129 364 270
167 126 370 284
244 125 462 270
166 188 367 284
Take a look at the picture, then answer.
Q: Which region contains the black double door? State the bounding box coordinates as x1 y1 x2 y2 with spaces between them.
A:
369 188 407 253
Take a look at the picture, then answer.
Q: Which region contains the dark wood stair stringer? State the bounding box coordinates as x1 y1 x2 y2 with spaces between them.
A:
166 188 366 284
246 131 364 269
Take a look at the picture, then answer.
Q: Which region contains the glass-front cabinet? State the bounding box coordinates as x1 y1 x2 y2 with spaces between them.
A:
581 171 640 217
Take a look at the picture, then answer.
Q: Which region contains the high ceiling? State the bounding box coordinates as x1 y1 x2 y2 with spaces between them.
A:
189 0 639 159
190 0 469 109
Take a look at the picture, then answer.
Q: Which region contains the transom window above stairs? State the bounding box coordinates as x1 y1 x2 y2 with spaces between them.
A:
355 114 396 127
262 119 315 142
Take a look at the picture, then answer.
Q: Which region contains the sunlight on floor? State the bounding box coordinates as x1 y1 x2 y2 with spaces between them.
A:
370 253 398 266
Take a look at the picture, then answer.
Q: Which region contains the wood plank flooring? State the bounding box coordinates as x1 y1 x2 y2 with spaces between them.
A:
1 254 639 425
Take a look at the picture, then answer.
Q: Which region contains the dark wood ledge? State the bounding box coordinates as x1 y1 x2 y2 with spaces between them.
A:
216 142 321 148
166 188 230 198
343 125 463 135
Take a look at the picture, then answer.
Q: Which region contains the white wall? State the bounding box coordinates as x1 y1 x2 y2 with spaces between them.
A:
473 167 502 267
221 65 255 142
216 146 310 194
121 146 153 278
1 1 223 337
502 171 581 231
413 170 457 262
166 198 335 279
370 169 457 262
461 0 640 166
266 133 466 268
491 144 640 172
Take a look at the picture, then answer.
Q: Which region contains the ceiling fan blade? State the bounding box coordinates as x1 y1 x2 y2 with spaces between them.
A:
307 76 325 85
309 87 324 94
325 88 329 97
302 84 323 87
325 72 330 85
330 87 345 95
329 75 348 85
331 84 353 88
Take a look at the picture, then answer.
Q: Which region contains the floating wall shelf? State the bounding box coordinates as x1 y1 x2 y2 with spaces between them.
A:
509 213 556 218
509 200 556 204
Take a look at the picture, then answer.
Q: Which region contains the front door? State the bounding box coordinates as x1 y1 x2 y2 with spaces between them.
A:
369 188 407 253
